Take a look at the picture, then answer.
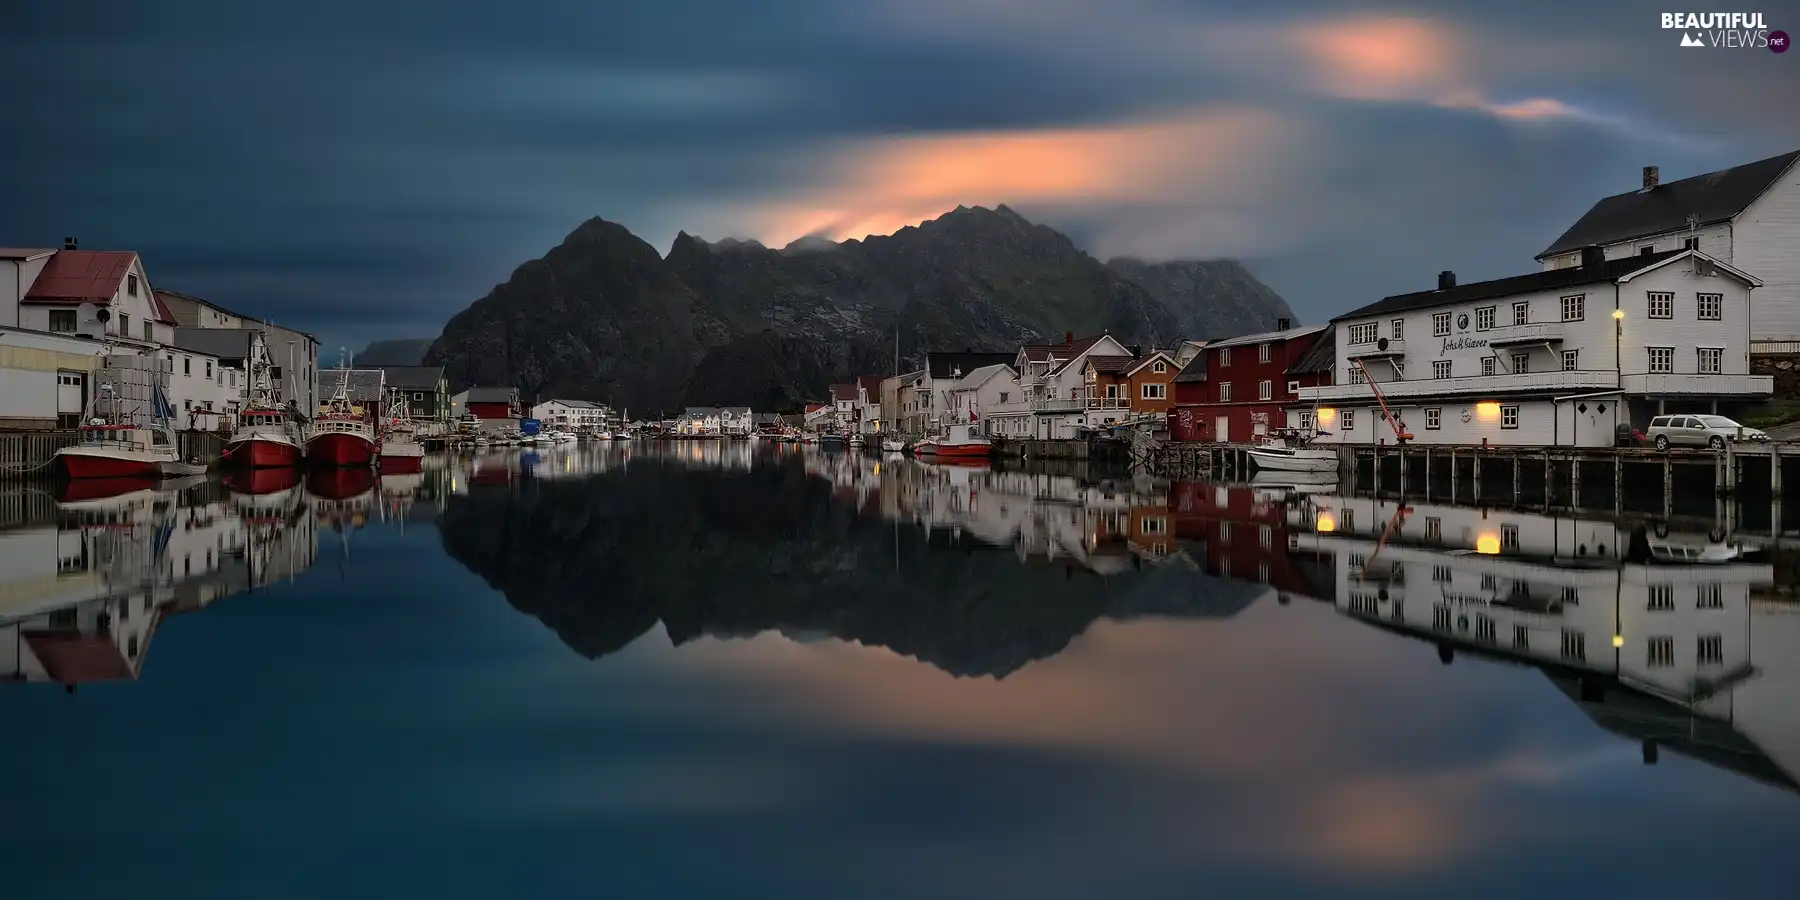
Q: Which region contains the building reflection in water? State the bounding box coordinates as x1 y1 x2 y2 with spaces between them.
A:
0 462 447 690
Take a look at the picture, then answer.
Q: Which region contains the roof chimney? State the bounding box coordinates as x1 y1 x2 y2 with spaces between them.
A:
1063 330 1073 345
1581 245 1606 268
1642 166 1660 190
1276 317 1291 330
1437 271 1456 291
63 236 77 250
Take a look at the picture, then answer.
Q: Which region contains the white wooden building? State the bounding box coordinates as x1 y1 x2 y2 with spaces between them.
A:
1294 249 1772 448
1536 152 1800 347
986 334 1135 438
532 399 610 430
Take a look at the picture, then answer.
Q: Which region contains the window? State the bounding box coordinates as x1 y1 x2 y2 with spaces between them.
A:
1349 367 1366 384
1297 411 1313 430
1140 383 1165 400
1698 348 1722 374
1647 347 1673 373
1348 323 1378 345
1342 410 1355 431
126 273 140 296
1648 291 1673 318
1432 360 1451 379
1391 319 1404 340
1639 245 1656 256
1476 306 1495 330
1432 312 1451 337
1512 301 1529 325
1562 350 1579 371
1152 360 1166 374
1392 600 1405 623
1432 564 1451 583
1697 634 1724 666
1481 356 1496 376
1560 294 1585 321
1142 517 1168 535
1433 605 1453 632
118 313 130 335
1425 518 1442 542
1561 629 1586 662
1514 625 1530 650
1481 573 1498 592
1684 236 1700 250
1500 405 1519 429
1501 524 1519 550
1287 380 1300 393
1477 615 1497 644
1220 522 1232 544
1258 380 1272 401
1425 408 1441 429
183 356 192 376
1561 586 1580 606
1218 382 1232 402
48 309 76 332
1698 293 1722 320
1696 583 1723 609
1259 524 1272 549
141 320 153 341
414 392 425 401
1258 343 1272 363
1511 353 1529 374
205 360 213 378
999 392 1010 403
1648 636 1675 668
1648 584 1673 610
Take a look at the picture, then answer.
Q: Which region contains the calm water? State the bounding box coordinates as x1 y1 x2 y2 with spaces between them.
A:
3 443 1798 898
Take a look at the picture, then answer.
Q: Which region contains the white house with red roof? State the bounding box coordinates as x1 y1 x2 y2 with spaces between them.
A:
7 243 177 344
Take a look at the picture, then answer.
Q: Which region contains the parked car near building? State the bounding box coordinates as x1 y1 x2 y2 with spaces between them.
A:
1645 414 1769 450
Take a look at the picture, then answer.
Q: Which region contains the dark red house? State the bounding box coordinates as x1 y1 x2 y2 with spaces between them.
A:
1169 481 1332 600
1170 323 1330 443
459 386 521 422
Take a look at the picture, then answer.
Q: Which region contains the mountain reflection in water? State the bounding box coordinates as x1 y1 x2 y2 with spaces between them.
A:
1 441 1797 899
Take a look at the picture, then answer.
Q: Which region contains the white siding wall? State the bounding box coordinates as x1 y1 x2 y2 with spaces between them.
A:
17 258 171 344
160 349 239 429
1540 224 1734 271
1309 258 1757 447
1733 168 1800 342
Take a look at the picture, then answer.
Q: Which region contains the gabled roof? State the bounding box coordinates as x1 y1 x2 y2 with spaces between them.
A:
720 406 751 415
683 406 720 417
0 248 56 261
24 631 134 684
1539 150 1800 258
1084 355 1135 375
1124 351 1177 377
462 386 517 403
380 366 445 391
829 383 858 402
172 328 252 360
856 375 884 396
539 397 599 409
1204 324 1326 350
1173 351 1209 384
1287 336 1336 375
947 363 1017 391
1337 249 1700 320
927 352 1014 379
22 250 137 303
319 368 386 402
148 291 177 324
805 403 829 413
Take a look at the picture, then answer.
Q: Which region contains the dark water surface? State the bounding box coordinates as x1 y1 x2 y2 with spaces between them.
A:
3 444 1797 898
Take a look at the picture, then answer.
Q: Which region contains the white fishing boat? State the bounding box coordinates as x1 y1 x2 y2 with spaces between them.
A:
55 369 181 480
378 394 426 473
881 437 906 453
1247 432 1338 474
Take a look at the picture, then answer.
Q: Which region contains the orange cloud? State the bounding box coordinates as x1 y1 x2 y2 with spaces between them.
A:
1289 16 1459 101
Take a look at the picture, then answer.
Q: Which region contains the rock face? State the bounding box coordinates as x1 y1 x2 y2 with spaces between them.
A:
437 455 1262 676
353 338 432 366
426 205 1295 413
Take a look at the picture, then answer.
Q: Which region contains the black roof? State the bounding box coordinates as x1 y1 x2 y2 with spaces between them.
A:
926 351 1014 379
378 365 444 390
1539 150 1799 258
1287 336 1335 375
1336 250 1687 321
1172 351 1208 384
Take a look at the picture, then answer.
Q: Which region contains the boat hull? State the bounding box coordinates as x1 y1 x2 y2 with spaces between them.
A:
1247 448 1337 473
307 466 377 501
223 437 302 468
223 467 301 495
307 432 377 467
55 448 164 480
379 452 425 474
918 442 990 460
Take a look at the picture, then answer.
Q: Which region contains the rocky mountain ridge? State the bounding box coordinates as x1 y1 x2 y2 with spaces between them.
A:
425 205 1295 412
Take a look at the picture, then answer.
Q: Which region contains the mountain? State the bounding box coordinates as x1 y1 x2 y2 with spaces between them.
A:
353 338 433 366
437 455 1262 676
1105 258 1296 340
426 205 1294 413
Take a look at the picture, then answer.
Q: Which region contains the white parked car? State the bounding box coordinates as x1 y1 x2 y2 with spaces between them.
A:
1645 414 1769 451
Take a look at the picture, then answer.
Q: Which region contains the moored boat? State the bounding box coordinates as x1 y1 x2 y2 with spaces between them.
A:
1247 434 1337 474
222 332 304 468
55 374 180 479
378 394 426 474
306 361 377 467
912 424 990 461
881 437 906 453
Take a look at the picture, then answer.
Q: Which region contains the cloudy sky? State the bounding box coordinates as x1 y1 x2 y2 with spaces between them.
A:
2 0 1796 351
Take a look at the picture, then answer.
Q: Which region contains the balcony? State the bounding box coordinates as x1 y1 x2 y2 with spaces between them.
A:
1344 338 1405 361
1298 370 1619 403
1620 373 1773 397
1086 397 1130 410
1483 321 1566 348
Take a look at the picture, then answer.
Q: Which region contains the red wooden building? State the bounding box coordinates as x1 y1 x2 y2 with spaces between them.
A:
1169 481 1333 601
1169 323 1330 443
459 386 522 422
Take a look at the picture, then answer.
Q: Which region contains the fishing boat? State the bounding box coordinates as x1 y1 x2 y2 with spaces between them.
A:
55 372 181 480
378 394 426 473
848 434 866 449
881 436 906 453
1246 431 1337 474
222 333 304 468
306 358 377 467
913 423 990 461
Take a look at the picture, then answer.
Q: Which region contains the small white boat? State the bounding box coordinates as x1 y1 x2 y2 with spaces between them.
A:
1247 441 1338 474
848 434 866 448
881 437 906 453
